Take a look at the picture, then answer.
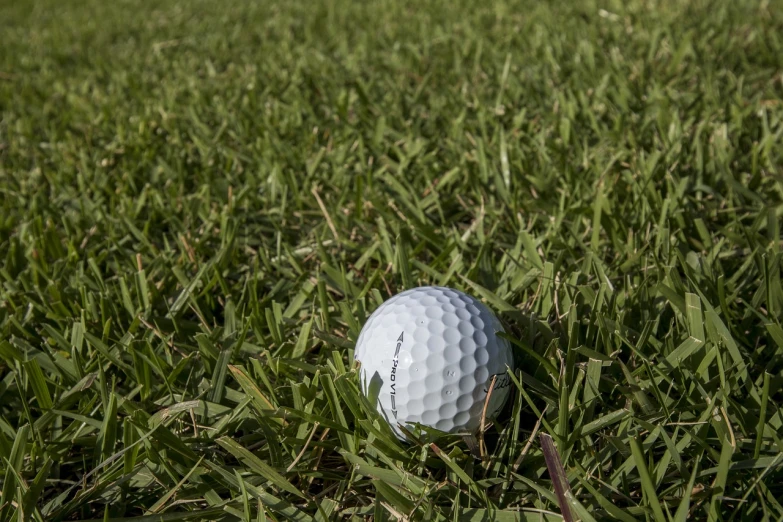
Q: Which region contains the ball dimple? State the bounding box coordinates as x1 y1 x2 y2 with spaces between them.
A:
459 337 477 354
475 366 490 386
394 309 412 325
411 342 429 362
459 356 477 373
425 371 444 390
470 315 485 331
458 321 474 337
420 295 438 306
410 305 428 323
438 402 458 420
392 294 411 310
421 409 439 425
427 335 446 353
407 399 424 416
443 313 460 327
456 308 471 320
428 320 446 336
459 375 476 393
454 411 471 427
425 306 443 320
444 327 461 344
466 304 481 316
457 393 473 411
423 392 441 410
444 344 461 362
407 379 426 400
473 329 488 346
475 349 489 365
413 326 430 344
435 418 454 432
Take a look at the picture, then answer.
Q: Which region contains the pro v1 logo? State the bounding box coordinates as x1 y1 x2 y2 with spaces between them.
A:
389 331 403 418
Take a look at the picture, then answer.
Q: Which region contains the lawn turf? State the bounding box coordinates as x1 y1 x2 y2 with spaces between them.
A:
1 0 783 520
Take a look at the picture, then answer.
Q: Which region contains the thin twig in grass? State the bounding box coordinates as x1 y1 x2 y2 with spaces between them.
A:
409 481 449 515
460 196 485 243
381 501 408 521
148 456 205 514
306 428 331 489
139 317 187 356
387 200 413 228
421 175 441 197
189 303 211 332
312 186 340 241
180 234 197 264
312 481 340 500
553 271 561 322
511 406 547 474
721 405 736 449
478 373 497 460
79 225 97 249
189 407 199 438
287 422 320 472
380 271 394 297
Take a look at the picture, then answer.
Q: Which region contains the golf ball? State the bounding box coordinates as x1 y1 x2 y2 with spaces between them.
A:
354 286 513 439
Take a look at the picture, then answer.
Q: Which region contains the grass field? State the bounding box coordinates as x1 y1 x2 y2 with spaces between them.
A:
2 0 783 520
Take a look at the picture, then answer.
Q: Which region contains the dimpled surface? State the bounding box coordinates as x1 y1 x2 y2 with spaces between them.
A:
355 286 513 439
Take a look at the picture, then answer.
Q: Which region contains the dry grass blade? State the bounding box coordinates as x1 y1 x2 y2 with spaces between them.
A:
540 433 575 522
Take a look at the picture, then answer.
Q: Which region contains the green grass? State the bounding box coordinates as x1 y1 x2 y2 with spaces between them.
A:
1 0 783 520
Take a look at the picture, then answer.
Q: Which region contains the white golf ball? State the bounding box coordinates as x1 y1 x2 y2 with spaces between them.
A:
354 286 513 439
